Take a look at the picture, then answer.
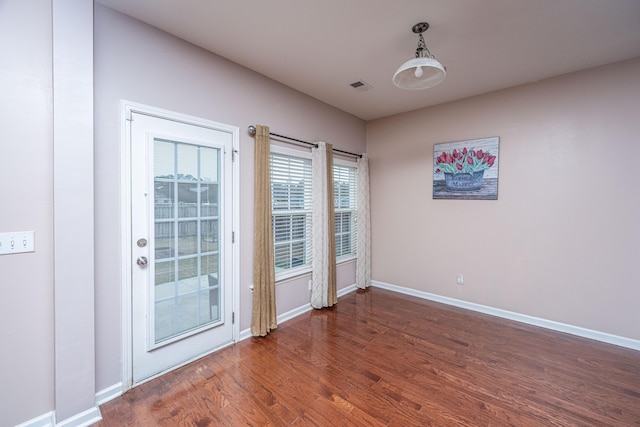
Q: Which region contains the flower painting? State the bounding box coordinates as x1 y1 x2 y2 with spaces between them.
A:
433 137 499 200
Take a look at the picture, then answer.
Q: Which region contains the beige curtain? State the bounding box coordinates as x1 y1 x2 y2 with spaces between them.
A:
311 141 337 308
251 125 277 336
326 145 337 306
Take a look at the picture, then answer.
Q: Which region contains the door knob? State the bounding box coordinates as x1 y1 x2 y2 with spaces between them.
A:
137 256 148 267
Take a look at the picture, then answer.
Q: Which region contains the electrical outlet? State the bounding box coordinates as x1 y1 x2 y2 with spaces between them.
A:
457 274 464 285
308 280 313 291
0 231 35 255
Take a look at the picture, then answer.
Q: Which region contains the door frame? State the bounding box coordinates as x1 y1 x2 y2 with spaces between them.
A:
120 100 240 390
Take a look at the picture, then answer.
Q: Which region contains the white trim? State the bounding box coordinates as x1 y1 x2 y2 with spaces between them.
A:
238 327 253 341
15 412 55 427
337 284 357 297
55 406 101 427
95 382 123 406
333 156 357 168
275 265 313 283
337 255 357 265
372 280 640 351
120 100 133 390
270 143 313 159
120 100 241 392
231 126 241 342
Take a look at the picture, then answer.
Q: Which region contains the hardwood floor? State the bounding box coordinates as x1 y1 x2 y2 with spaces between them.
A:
96 288 640 426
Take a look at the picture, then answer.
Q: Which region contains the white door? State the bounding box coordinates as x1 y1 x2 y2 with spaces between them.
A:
130 111 235 384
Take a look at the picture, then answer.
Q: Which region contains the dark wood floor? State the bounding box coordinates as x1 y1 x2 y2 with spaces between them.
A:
96 288 640 426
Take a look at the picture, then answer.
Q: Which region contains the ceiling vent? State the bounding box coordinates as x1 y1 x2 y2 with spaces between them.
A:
349 80 373 92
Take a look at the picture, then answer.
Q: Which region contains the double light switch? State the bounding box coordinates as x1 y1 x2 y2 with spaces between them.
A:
0 231 35 255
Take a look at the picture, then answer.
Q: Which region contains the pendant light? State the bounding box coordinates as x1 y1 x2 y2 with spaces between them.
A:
392 22 446 90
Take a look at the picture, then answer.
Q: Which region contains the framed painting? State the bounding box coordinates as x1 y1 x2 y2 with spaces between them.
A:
433 136 500 200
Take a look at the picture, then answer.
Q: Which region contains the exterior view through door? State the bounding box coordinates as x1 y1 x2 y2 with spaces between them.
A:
127 106 237 385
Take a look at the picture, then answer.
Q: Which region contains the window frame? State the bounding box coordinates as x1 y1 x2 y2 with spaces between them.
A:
269 144 314 281
333 157 358 264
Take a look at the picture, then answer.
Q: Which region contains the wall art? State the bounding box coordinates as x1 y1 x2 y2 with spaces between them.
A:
433 136 499 200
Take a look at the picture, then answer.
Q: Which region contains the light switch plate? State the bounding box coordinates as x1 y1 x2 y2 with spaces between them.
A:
0 231 35 255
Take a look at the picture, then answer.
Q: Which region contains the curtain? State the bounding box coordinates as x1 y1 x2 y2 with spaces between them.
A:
251 125 277 336
311 141 337 308
356 153 371 289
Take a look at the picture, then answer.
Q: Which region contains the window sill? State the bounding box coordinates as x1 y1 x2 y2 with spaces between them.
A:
275 265 312 284
274 255 356 285
337 254 357 265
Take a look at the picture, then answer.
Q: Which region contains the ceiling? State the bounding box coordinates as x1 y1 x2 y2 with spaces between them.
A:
97 0 640 121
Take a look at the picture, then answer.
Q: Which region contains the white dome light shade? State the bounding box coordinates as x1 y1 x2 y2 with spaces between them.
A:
392 22 446 90
392 57 446 90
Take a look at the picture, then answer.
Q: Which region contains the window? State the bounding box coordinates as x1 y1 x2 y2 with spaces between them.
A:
333 162 357 259
270 149 313 275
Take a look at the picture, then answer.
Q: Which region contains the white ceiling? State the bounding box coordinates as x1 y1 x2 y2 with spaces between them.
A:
97 0 640 121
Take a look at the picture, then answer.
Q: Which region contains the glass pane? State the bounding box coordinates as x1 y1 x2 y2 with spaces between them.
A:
155 222 174 260
177 256 198 283
155 299 175 343
292 242 305 267
176 293 199 333
272 182 288 210
342 212 351 233
177 221 198 256
204 282 220 322
154 141 175 177
177 143 198 179
200 146 219 183
155 260 175 286
274 216 291 242
154 181 174 216
201 183 218 217
177 182 198 218
342 234 351 255
201 219 218 253
292 215 305 240
202 253 218 276
274 244 291 270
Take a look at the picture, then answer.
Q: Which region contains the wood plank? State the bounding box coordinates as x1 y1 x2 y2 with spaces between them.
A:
97 288 640 426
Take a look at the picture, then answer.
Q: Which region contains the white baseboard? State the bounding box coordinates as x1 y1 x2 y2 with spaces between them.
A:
239 284 358 340
18 385 113 426
372 280 640 351
95 382 123 406
337 284 357 297
55 406 101 427
15 405 102 427
15 411 55 427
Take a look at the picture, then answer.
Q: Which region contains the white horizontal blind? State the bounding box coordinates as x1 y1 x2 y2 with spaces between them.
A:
270 152 313 273
333 164 357 258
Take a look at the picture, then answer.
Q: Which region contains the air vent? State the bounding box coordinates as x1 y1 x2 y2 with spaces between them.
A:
349 80 373 92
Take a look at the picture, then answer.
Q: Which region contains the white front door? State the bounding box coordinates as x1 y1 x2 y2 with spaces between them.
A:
129 109 236 384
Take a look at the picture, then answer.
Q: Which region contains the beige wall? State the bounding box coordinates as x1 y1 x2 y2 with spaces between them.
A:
0 1 55 425
367 57 640 341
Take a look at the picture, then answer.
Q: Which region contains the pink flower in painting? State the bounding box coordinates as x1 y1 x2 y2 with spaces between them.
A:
434 145 496 175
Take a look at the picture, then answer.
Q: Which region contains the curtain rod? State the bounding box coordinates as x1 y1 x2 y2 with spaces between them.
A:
248 126 362 158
